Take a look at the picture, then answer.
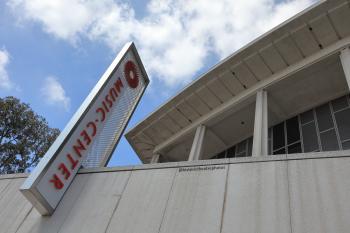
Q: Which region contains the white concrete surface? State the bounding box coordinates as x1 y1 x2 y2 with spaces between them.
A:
288 157 350 233
188 125 206 161
221 161 290 233
0 178 10 196
58 172 131 233
252 90 268 156
16 175 90 233
2 150 350 233
0 179 32 233
150 153 160 164
106 168 176 233
159 165 227 233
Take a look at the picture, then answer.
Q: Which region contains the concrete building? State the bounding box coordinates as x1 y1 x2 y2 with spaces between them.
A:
1 0 350 232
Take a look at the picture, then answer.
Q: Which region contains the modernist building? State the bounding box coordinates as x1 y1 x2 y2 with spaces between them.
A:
1 0 350 232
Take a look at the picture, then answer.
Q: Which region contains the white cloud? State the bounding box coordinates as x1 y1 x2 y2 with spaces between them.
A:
8 0 317 86
41 76 70 111
0 49 13 90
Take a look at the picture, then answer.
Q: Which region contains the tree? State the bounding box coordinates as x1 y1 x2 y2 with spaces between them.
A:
0 96 60 174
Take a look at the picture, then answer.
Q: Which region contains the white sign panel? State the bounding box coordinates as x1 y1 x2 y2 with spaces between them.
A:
20 42 149 215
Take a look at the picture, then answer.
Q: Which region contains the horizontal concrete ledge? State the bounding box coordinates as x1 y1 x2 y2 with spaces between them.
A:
79 149 350 174
78 165 135 174
2 150 350 179
0 173 29 180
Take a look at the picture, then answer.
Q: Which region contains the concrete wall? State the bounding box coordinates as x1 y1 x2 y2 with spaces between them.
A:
1 150 350 233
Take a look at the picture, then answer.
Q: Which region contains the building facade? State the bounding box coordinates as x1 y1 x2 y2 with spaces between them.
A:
1 151 350 233
125 0 350 164
1 0 350 232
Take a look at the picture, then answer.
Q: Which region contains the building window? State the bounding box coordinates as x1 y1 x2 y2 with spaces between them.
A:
210 137 252 159
300 110 319 152
332 95 350 150
271 116 302 155
209 94 350 160
269 95 350 155
273 122 285 153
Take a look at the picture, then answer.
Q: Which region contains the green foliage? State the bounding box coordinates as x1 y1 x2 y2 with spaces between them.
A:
0 96 60 174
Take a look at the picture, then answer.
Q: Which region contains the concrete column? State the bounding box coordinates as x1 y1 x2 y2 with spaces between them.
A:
150 153 160 164
340 47 350 89
252 90 268 156
188 125 206 161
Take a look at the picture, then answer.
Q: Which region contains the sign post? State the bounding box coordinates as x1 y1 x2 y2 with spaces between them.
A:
20 42 149 215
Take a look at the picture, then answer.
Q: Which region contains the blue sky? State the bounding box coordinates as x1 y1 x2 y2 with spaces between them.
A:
0 0 316 166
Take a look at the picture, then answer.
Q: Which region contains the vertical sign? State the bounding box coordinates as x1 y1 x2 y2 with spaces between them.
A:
20 42 149 215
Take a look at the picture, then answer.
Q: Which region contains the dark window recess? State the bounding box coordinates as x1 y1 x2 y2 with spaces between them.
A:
288 143 302 154
273 122 285 150
320 129 339 151
286 117 300 144
316 104 334 131
217 151 226 159
300 110 314 124
236 140 247 157
273 148 285 155
342 141 350 150
227 146 236 158
237 140 246 153
302 123 319 152
332 96 349 112
236 152 246 157
247 137 253 156
334 109 350 141
268 128 272 155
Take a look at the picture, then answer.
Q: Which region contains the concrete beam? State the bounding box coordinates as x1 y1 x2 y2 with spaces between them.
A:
150 154 160 164
188 125 206 161
252 90 268 156
340 47 350 90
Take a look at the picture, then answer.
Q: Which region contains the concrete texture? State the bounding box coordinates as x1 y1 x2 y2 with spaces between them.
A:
288 157 350 233
159 165 227 233
106 168 176 233
1 150 350 233
222 161 290 233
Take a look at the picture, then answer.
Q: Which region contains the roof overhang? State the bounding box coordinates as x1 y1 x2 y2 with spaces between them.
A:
126 0 350 163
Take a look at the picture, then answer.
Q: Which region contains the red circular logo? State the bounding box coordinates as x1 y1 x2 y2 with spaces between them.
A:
124 60 139 88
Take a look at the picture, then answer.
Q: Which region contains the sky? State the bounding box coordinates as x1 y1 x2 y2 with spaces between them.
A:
0 0 317 167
